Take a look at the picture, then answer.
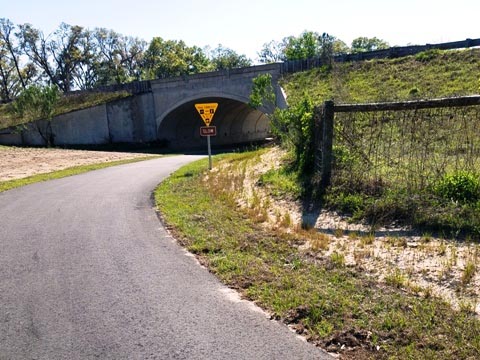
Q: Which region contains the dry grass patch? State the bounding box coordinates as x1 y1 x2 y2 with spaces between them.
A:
155 150 480 359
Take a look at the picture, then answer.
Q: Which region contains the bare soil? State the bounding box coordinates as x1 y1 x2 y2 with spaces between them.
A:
223 147 480 316
0 146 156 182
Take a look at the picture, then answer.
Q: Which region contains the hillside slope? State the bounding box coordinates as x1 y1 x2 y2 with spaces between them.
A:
282 48 480 105
274 48 480 238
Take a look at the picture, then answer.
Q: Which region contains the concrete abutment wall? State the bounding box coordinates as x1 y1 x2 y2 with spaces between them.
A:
0 93 158 147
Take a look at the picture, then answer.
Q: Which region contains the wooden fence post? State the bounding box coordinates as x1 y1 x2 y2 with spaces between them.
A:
314 100 335 189
313 106 323 176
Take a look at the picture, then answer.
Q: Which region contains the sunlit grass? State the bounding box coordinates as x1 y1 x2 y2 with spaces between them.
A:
155 151 480 359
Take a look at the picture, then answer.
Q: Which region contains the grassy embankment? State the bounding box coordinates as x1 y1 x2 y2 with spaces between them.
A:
0 91 130 129
276 49 480 237
156 49 480 358
155 151 480 359
283 48 480 104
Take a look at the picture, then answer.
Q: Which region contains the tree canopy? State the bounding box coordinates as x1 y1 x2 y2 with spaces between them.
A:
258 31 351 64
0 18 254 101
351 36 389 53
0 18 394 103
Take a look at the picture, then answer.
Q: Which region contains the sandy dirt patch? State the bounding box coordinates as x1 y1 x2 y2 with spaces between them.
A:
0 146 157 182
217 146 480 316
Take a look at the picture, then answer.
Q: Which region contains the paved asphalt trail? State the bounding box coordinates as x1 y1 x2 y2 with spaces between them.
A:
0 156 331 359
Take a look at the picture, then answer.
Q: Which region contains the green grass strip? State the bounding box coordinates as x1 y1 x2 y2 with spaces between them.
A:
0 156 159 193
155 153 480 359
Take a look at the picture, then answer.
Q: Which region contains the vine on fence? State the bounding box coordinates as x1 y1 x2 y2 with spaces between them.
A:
333 105 480 192
321 98 480 236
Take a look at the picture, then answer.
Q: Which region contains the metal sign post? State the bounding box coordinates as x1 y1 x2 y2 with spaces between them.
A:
195 103 218 170
207 134 212 170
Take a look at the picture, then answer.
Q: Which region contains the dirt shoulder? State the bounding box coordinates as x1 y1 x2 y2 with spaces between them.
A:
224 147 480 316
0 146 157 182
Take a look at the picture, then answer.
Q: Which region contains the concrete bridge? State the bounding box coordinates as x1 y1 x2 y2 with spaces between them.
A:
0 64 287 150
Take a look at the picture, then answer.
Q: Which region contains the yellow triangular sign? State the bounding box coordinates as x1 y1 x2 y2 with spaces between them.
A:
195 103 218 126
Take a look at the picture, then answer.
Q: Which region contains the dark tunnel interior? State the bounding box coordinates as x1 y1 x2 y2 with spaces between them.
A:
157 97 271 150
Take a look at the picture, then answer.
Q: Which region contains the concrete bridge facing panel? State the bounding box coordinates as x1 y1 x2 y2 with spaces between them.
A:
151 64 285 150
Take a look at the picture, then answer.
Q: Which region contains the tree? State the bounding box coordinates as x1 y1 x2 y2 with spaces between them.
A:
72 28 100 90
12 84 59 146
317 32 336 67
209 45 251 71
248 73 276 110
0 18 27 90
351 37 389 53
18 24 54 88
18 24 63 90
281 31 343 65
91 28 122 85
0 18 37 101
91 29 149 85
49 23 86 92
284 31 319 60
118 36 147 82
257 40 286 64
333 39 349 55
0 40 19 101
144 37 211 79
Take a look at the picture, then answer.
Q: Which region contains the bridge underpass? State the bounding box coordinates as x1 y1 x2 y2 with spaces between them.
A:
157 97 271 150
0 64 286 148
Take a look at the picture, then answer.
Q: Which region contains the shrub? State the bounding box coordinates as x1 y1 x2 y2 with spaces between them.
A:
12 85 59 120
434 171 480 204
336 193 365 215
12 85 60 146
332 145 358 169
408 86 420 97
415 49 442 62
271 96 315 174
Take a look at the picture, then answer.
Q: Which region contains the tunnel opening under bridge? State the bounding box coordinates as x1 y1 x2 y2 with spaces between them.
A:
157 96 271 150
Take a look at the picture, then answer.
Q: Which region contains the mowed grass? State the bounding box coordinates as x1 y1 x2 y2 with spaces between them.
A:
0 156 158 193
155 152 480 359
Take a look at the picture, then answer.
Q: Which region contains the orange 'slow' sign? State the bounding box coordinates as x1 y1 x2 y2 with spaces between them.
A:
195 103 218 126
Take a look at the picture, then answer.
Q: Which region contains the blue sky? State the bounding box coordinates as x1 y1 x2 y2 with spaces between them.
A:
1 0 479 62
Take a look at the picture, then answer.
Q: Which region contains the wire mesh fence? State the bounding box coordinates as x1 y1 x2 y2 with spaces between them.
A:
318 96 480 194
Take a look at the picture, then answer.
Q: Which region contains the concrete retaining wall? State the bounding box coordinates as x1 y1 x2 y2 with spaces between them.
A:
0 93 156 147
107 94 157 143
54 106 110 145
0 131 22 145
